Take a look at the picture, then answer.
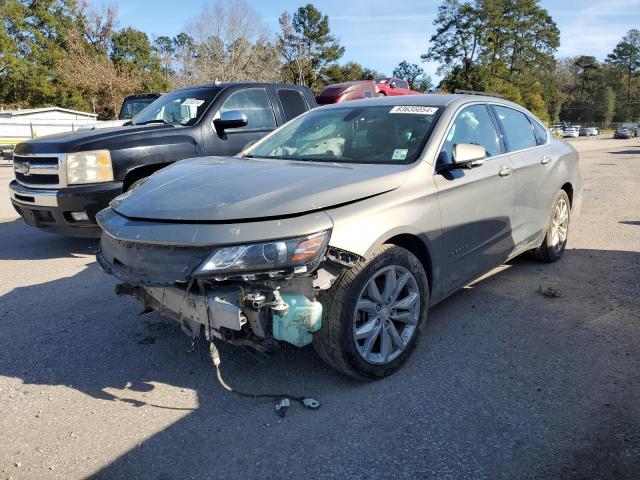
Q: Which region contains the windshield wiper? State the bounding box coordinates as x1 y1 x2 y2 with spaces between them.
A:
134 119 168 126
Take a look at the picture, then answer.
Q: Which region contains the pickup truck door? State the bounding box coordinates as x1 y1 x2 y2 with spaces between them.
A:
433 104 516 294
389 79 411 96
203 87 278 157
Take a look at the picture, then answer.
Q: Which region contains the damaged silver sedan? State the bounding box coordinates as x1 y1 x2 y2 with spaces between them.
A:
97 95 582 379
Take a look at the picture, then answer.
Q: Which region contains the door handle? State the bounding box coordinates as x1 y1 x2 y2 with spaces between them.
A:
498 165 512 177
541 155 552 165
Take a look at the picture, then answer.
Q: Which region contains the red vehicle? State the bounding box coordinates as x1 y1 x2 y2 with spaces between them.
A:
374 77 421 97
316 80 376 105
316 77 420 105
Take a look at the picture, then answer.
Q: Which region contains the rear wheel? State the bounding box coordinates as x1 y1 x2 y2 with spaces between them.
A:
313 245 428 380
531 190 571 262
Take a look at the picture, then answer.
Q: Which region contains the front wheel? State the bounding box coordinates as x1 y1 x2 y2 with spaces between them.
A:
313 245 429 380
530 190 571 262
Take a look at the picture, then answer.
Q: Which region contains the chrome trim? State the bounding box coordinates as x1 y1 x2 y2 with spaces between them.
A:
9 181 58 207
13 152 66 188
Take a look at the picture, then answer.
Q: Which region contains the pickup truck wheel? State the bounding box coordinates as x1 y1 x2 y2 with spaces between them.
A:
530 190 571 262
376 92 386 97
313 245 428 380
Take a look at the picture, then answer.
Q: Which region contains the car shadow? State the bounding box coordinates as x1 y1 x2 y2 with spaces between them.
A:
0 248 638 478
620 220 640 226
0 218 98 260
608 149 640 155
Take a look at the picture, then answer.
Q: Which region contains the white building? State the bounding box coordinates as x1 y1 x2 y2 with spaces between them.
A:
0 107 98 147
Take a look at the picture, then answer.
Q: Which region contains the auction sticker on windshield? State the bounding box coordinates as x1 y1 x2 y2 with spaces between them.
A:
182 98 205 106
392 149 408 160
390 106 438 115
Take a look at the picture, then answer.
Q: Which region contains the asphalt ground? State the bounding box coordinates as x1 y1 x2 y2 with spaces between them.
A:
0 136 639 479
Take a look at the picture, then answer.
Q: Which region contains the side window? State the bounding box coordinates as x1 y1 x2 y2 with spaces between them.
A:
397 80 409 89
439 104 501 164
218 89 276 130
277 89 308 122
529 117 549 145
492 105 537 151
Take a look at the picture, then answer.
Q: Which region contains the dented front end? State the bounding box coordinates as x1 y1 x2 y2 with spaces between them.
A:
96 210 360 351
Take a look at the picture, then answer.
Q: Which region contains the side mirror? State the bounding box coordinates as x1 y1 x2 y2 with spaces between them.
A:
214 110 248 133
452 143 486 168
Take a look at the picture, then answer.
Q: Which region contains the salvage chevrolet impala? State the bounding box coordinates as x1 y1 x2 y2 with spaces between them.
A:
96 95 582 379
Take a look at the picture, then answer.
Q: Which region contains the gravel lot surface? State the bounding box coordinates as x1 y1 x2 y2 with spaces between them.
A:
1 137 639 479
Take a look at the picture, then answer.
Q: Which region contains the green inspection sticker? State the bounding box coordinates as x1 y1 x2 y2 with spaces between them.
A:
392 148 408 160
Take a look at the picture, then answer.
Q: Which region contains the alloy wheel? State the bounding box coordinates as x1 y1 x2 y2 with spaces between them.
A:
352 265 420 365
551 197 569 254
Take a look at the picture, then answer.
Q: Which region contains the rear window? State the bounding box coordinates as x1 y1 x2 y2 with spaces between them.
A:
277 89 308 121
492 105 537 152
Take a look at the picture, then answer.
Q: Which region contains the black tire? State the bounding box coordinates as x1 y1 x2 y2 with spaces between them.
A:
313 245 429 380
125 176 148 192
530 190 571 262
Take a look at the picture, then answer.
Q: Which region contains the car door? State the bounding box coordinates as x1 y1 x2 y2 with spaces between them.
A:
433 103 516 294
204 87 278 156
491 105 556 250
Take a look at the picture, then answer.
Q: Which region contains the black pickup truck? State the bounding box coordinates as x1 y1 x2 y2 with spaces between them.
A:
9 83 316 237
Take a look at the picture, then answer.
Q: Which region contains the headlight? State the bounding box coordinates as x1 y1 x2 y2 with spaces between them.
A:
193 230 330 278
66 150 113 185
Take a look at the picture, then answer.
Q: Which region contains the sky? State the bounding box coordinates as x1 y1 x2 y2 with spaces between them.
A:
106 0 640 80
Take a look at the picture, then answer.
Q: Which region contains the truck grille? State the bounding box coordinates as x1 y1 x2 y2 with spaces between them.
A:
13 154 64 188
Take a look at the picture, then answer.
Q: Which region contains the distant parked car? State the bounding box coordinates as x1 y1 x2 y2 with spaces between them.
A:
587 127 598 136
579 127 588 136
374 77 421 97
78 93 162 130
316 81 376 105
614 127 633 139
563 127 580 138
119 93 162 120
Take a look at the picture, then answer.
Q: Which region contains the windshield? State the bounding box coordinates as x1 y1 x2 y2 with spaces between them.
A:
118 97 157 120
244 105 440 164
375 78 390 84
131 88 220 126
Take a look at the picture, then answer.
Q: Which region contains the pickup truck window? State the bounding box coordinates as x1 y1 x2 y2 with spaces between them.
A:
131 88 219 126
277 89 308 122
218 88 276 130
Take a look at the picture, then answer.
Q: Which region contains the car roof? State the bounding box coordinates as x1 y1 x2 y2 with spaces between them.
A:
319 93 529 111
171 82 309 92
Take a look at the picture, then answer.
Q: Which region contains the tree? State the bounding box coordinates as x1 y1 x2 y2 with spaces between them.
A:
277 11 310 85
321 62 365 84
292 4 344 88
423 0 560 119
606 29 640 121
186 0 280 84
0 0 77 107
392 61 424 88
422 0 483 87
58 28 140 118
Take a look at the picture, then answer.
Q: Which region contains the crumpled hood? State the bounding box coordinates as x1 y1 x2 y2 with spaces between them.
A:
112 156 409 222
